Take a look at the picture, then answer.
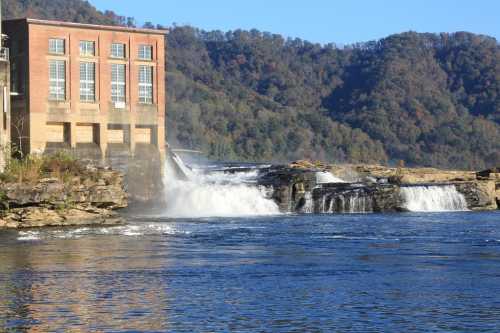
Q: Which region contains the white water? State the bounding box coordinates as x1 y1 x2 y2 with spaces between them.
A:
16 224 192 241
163 155 280 218
316 172 345 184
300 192 314 213
401 185 468 212
321 192 373 214
345 194 373 213
170 152 194 179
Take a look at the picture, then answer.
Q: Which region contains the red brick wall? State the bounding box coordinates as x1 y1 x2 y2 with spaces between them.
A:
24 21 166 155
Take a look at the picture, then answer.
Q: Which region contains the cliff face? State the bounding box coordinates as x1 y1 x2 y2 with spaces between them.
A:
0 167 127 228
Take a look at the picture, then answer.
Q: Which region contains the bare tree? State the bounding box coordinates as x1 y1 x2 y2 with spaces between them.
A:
11 115 29 158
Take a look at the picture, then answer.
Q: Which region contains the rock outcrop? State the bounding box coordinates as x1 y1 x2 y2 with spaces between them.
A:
258 166 316 212
259 162 499 213
313 183 404 213
455 181 498 211
258 166 404 213
0 167 127 228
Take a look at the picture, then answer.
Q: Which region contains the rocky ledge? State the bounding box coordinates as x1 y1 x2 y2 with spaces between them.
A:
0 167 127 228
258 162 499 213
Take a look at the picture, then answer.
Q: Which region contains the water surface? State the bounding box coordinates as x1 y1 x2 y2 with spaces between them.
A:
1 211 500 332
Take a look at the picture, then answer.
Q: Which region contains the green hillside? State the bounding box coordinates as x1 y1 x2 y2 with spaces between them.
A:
4 0 499 169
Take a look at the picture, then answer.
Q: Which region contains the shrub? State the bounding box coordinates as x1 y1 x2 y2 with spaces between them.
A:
41 151 84 180
1 152 85 184
4 155 44 183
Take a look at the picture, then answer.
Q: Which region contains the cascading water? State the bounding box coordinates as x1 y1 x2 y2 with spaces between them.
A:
163 153 280 218
169 151 194 180
347 193 373 213
320 191 373 214
316 172 345 184
300 192 314 213
401 185 468 212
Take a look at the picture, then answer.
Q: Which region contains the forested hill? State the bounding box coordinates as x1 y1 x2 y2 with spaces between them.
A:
4 0 500 169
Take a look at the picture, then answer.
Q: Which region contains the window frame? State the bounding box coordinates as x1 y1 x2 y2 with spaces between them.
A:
79 62 96 103
138 44 153 61
111 43 126 59
49 60 66 101
111 63 126 103
48 38 65 55
79 40 96 57
138 65 153 104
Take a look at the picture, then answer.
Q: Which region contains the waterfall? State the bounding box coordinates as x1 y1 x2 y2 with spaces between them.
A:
347 194 373 213
300 192 314 213
169 151 193 180
401 185 468 212
316 172 345 184
163 153 280 218
320 191 373 214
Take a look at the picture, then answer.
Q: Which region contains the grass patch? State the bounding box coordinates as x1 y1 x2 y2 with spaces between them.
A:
1 152 87 184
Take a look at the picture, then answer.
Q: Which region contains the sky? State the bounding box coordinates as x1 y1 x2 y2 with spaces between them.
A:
90 0 499 45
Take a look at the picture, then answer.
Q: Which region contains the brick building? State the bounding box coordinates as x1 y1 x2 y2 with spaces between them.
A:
3 18 166 161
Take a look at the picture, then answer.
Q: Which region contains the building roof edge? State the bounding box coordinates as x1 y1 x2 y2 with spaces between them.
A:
3 18 169 35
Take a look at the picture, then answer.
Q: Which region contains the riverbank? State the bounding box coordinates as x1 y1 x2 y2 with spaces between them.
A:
2 153 498 228
0 154 127 228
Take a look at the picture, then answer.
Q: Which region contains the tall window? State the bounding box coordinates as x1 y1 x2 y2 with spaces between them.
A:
49 60 66 101
111 64 126 103
80 62 95 102
138 65 153 104
80 41 95 56
111 43 125 58
138 45 152 60
49 38 65 54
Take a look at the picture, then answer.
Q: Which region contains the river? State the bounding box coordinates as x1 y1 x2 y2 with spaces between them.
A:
1 211 500 332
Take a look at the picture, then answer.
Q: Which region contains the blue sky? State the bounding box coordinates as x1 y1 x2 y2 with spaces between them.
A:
90 0 499 44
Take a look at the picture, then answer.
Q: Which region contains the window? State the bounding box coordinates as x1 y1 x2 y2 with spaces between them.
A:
80 41 95 56
111 64 126 103
111 43 125 58
49 60 66 101
49 38 65 54
80 62 95 102
138 45 153 60
138 65 153 104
